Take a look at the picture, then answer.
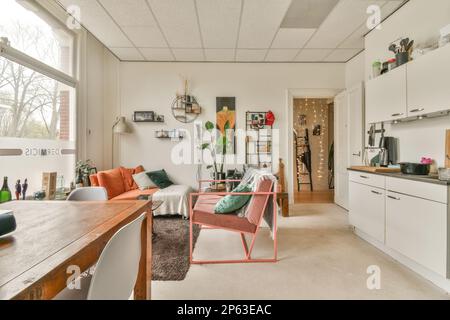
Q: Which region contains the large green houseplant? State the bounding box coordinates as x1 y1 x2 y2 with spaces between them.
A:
201 120 230 182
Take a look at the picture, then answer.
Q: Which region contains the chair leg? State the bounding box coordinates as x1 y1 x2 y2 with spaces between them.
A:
240 233 249 257
189 198 193 263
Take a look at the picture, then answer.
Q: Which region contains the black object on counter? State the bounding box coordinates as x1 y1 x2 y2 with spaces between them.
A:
399 163 430 175
0 211 16 237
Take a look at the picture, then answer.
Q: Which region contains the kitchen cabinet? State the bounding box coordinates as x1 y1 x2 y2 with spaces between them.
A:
407 44 450 117
386 191 447 277
366 65 407 124
349 181 385 243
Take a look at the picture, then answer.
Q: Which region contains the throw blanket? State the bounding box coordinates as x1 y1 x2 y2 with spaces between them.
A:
153 185 193 219
238 168 279 233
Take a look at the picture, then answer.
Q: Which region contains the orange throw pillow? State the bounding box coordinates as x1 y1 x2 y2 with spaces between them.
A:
97 168 125 199
89 174 99 187
120 165 145 191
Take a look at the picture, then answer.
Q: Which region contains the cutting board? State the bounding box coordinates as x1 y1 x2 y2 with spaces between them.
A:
446 129 450 168
350 166 401 173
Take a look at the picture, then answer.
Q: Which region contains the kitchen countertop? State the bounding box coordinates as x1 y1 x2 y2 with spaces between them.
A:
348 167 450 186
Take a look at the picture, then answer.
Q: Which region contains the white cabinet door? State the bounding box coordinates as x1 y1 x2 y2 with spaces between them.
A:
347 83 365 166
349 182 385 243
407 44 450 117
366 65 407 124
386 191 447 277
334 91 349 209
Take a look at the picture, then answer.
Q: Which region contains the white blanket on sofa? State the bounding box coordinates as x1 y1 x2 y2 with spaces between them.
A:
152 185 192 219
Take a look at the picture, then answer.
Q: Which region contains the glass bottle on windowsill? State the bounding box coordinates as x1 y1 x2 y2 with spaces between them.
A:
0 177 12 203
75 169 84 189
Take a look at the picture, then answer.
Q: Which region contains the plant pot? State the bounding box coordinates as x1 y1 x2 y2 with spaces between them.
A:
396 52 409 66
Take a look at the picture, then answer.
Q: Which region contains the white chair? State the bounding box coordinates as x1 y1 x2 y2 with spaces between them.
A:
87 213 146 300
54 213 146 300
67 187 108 201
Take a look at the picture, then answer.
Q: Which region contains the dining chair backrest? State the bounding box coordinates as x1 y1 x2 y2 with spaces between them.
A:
87 213 146 300
67 187 108 201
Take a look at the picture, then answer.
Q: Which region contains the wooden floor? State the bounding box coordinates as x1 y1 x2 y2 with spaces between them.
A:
294 190 334 203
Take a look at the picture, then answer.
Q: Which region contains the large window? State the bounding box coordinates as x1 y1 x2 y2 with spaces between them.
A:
0 0 77 195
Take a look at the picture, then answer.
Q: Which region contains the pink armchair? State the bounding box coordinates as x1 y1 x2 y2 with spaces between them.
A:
189 178 278 264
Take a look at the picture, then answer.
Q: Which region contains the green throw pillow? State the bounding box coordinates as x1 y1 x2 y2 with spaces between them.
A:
214 184 252 214
146 170 173 189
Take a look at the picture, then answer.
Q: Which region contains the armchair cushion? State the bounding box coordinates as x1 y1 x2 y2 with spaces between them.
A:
214 184 252 214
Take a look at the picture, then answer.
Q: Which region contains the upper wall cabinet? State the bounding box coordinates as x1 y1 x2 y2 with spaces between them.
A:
366 65 407 124
407 44 450 117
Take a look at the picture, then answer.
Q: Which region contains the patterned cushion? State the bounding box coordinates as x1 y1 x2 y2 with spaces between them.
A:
214 184 252 214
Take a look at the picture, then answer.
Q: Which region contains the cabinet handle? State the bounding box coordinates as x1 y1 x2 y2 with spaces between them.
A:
371 190 382 195
387 195 401 200
352 151 361 157
360 175 369 179
410 108 425 113
391 113 404 117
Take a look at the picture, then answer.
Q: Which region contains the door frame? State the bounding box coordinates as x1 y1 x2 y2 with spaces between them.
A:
286 89 344 204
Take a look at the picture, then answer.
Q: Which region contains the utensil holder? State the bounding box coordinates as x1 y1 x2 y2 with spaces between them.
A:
396 52 409 66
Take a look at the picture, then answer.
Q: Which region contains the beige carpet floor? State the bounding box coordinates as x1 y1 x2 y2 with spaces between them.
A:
152 203 449 300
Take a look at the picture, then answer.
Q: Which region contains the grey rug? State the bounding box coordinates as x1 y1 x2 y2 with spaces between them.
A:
152 216 201 281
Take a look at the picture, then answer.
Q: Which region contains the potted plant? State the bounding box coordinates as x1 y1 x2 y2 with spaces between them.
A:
201 120 230 189
75 160 97 187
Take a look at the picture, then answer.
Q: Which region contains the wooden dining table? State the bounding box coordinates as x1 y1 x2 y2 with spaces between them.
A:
0 200 152 300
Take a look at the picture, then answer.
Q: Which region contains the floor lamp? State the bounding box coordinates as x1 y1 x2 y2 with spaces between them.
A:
112 116 131 167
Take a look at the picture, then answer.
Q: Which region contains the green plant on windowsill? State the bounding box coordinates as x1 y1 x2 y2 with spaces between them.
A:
75 159 97 186
201 120 230 184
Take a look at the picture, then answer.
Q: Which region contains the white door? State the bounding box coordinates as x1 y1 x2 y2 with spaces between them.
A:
407 44 450 117
349 182 385 243
334 91 349 209
366 64 407 123
347 83 365 166
386 191 447 277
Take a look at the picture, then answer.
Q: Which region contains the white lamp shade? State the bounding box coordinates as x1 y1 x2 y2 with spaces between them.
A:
113 117 131 134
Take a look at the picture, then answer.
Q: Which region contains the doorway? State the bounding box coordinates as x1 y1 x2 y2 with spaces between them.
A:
292 98 334 203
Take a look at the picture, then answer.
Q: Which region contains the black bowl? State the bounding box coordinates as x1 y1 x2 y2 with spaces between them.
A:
0 212 16 237
399 163 430 175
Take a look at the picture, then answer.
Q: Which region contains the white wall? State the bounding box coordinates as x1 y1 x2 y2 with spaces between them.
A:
80 33 120 171
118 62 345 189
364 0 450 167
345 51 365 89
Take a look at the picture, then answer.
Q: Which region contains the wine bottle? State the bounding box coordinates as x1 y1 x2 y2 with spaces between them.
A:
75 169 84 189
0 177 12 203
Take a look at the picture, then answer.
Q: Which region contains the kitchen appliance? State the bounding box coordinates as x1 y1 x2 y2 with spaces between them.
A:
379 136 398 167
399 163 430 175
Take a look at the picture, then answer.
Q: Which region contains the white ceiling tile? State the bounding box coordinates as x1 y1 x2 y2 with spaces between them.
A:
121 26 167 47
148 0 202 48
235 49 267 62
271 28 316 49
339 0 405 49
139 48 174 61
98 0 154 26
238 0 291 48
110 47 144 60
172 48 204 61
265 49 299 62
196 0 242 49
323 48 361 62
305 0 385 49
58 0 132 47
204 49 235 61
295 49 333 62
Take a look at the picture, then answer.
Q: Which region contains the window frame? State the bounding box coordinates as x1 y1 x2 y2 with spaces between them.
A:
0 0 78 88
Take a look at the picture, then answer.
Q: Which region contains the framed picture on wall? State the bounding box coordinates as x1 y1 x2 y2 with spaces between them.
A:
216 97 236 154
133 111 155 122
